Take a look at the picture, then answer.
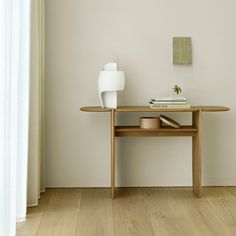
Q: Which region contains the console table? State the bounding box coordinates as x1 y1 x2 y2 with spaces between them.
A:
80 106 230 198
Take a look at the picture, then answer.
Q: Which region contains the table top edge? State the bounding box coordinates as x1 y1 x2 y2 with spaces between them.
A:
80 106 230 112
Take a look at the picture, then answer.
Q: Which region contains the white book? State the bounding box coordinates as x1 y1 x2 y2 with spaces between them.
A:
150 96 186 102
150 103 191 109
150 101 187 105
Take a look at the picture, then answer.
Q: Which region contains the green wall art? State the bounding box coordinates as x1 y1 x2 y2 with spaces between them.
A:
173 37 192 65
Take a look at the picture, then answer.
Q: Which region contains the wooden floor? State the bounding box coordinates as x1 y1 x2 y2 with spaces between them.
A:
17 187 236 236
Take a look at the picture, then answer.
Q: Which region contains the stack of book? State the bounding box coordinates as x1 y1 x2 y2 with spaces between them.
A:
149 97 191 109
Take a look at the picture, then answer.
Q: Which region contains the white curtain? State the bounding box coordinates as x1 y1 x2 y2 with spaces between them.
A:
0 0 30 235
0 0 44 235
27 0 45 207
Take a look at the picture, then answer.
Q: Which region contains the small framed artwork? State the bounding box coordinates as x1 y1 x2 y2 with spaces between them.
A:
173 37 192 65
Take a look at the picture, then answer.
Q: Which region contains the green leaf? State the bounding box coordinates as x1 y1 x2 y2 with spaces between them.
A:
172 85 182 95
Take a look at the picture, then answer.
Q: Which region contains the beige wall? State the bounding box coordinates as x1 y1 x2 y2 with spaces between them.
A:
45 0 236 187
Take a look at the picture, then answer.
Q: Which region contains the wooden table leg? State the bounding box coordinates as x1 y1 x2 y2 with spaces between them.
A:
111 110 116 198
192 110 203 197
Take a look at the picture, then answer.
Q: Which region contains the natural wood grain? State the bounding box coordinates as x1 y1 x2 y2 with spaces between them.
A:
16 214 44 236
226 188 236 235
16 198 49 236
111 110 116 199
45 188 82 200
17 188 236 236
80 105 230 113
34 190 81 236
36 212 78 236
27 198 49 214
169 188 232 236
151 217 195 236
116 187 144 199
160 115 181 128
199 106 230 112
228 186 236 198
76 189 114 236
115 126 197 137
143 188 195 235
80 107 112 112
143 188 179 216
205 187 236 234
46 198 80 213
192 111 202 197
113 190 154 236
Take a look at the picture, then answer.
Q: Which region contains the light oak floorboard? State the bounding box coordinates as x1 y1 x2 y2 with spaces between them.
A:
46 198 80 213
36 212 78 236
16 213 44 236
16 187 236 236
169 188 232 236
205 187 236 235
113 188 154 236
16 198 49 236
35 191 81 236
76 189 114 236
143 188 195 236
46 188 82 200
205 187 236 226
228 187 236 199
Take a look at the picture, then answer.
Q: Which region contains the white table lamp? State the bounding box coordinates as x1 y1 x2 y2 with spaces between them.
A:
98 63 125 108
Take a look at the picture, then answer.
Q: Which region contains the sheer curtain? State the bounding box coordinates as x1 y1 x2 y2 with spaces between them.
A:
0 0 45 235
0 0 30 235
27 0 45 207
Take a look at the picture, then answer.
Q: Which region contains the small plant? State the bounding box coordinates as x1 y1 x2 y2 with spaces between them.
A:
173 85 182 95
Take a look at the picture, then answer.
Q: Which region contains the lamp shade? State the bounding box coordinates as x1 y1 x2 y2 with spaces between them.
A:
98 71 125 92
98 71 125 108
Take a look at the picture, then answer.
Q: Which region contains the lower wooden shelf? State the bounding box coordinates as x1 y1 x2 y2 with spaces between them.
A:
115 126 197 137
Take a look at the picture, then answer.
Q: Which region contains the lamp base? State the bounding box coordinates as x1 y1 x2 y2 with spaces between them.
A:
101 91 117 108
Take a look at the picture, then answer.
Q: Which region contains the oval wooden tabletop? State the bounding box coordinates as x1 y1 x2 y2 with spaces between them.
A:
80 107 112 112
198 106 230 112
80 106 230 112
